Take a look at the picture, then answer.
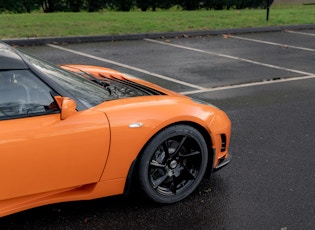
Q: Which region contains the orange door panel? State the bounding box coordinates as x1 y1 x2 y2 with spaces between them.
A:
0 110 109 200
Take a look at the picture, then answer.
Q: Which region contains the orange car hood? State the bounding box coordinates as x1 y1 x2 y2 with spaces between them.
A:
60 64 218 126
60 64 183 97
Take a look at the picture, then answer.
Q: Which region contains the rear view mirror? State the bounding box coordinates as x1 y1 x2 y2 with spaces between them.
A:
54 96 76 120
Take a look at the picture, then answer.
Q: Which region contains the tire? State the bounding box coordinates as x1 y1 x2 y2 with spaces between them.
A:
138 124 208 203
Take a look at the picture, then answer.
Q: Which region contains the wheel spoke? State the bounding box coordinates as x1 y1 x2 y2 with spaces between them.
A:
173 136 187 156
181 164 197 181
162 142 170 158
150 160 166 168
179 150 200 157
170 176 178 194
152 174 169 189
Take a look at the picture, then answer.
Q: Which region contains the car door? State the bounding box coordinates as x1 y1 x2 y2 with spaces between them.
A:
0 70 110 200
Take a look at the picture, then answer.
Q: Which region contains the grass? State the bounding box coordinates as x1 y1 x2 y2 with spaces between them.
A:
0 5 314 39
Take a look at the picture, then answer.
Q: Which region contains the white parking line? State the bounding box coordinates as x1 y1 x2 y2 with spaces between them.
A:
48 40 315 96
144 38 315 94
144 39 314 76
181 74 315 95
230 35 315 52
286 30 315 37
46 44 207 90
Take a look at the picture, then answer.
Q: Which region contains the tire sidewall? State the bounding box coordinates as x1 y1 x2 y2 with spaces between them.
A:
138 124 208 203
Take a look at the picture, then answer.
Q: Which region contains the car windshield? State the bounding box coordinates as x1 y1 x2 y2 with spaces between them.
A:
23 53 111 108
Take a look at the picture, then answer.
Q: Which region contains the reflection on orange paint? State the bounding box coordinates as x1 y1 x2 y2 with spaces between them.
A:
0 65 231 217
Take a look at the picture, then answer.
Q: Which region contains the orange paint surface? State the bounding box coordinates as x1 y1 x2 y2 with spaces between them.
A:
0 65 231 217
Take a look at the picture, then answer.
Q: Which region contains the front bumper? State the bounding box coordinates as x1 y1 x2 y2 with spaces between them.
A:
213 153 232 172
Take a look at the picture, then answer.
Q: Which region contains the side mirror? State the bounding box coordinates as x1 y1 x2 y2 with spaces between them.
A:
54 96 77 120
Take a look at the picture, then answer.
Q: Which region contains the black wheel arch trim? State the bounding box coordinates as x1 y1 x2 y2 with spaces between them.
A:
123 159 137 197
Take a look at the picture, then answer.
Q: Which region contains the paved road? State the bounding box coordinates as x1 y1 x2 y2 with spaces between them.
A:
1 28 315 229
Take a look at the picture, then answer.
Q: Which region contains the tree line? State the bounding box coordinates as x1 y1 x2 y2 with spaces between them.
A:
0 0 273 13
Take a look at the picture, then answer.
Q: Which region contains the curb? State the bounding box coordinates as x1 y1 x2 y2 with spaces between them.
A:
3 24 315 46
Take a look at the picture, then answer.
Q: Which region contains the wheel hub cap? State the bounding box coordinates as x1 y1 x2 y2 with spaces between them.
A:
169 160 178 169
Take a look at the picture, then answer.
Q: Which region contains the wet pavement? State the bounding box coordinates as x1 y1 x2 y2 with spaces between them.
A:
1 28 315 229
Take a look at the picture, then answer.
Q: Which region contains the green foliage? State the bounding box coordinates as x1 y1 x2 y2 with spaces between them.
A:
40 0 67 13
136 0 150 11
86 0 107 12
176 0 200 10
0 0 39 13
0 5 315 39
0 0 280 13
118 0 134 11
136 0 174 11
1 5 314 39
67 0 84 12
203 0 274 10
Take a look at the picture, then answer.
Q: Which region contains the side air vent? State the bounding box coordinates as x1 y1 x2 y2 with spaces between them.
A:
220 134 226 152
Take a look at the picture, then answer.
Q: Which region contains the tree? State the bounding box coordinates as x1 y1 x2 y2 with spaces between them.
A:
67 0 83 12
177 0 200 10
158 0 174 10
40 0 67 12
0 0 39 13
119 0 134 11
86 0 106 12
137 0 149 11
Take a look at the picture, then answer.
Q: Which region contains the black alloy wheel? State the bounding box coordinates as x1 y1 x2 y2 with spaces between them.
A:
138 125 208 203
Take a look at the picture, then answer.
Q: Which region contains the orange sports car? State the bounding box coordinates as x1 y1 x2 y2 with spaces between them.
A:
0 41 231 217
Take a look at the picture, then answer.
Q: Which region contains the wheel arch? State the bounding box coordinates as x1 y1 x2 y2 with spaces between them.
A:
123 121 214 196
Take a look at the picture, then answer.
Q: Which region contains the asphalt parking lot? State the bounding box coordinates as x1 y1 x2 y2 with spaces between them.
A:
1 28 315 229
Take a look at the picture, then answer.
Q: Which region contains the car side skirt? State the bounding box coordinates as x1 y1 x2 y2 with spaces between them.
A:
0 179 126 218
